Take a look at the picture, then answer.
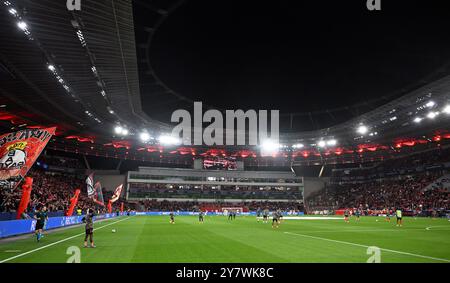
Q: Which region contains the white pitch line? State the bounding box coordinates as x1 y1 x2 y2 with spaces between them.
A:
284 231 450 263
0 217 130 263
425 226 450 231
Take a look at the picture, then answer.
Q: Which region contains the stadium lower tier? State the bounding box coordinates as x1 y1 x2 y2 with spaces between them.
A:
0 215 449 263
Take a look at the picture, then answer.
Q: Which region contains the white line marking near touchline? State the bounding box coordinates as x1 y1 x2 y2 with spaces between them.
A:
284 231 450 263
0 217 130 263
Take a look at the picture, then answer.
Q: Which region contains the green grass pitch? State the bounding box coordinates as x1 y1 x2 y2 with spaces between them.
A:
0 215 449 263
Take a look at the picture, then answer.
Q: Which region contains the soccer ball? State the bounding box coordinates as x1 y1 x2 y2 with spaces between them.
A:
112 229 116 233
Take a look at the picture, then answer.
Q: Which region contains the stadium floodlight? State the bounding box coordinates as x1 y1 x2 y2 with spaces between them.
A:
8 8 17 15
317 140 326 148
158 135 181 146
140 132 151 142
413 117 422 123
425 101 435 108
47 65 55 72
261 140 279 151
121 128 129 136
17 21 27 30
114 126 123 135
292 143 304 149
443 105 450 114
357 125 368 135
427 111 438 119
326 139 337 146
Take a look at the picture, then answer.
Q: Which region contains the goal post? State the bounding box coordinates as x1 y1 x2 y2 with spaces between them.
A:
221 207 244 215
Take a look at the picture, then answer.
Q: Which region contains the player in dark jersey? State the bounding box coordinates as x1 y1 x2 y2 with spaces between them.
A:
198 211 204 223
256 208 262 222
344 209 350 223
83 208 95 248
272 211 279 228
227 210 232 220
263 209 269 223
385 208 391 222
355 209 361 221
170 212 175 224
34 206 48 242
278 209 283 223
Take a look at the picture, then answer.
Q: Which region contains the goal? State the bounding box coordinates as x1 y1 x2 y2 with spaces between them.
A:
221 207 244 215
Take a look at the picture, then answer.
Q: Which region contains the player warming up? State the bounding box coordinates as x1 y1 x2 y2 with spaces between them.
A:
344 209 350 223
83 208 96 248
396 208 403 227
272 211 279 229
170 212 175 224
263 209 269 223
256 208 261 222
385 208 391 222
354 209 361 221
34 205 48 242
198 211 204 223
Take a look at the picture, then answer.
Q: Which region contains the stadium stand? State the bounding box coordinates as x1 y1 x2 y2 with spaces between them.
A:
307 147 450 215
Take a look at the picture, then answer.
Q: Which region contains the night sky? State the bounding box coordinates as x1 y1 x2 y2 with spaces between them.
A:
135 0 450 116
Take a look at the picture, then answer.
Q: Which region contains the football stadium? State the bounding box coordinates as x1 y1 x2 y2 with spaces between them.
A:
0 0 449 269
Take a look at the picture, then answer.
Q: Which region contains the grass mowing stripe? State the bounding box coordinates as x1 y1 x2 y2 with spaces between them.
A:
0 217 130 263
284 231 450 263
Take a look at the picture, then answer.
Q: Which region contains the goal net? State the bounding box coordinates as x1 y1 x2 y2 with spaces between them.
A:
221 207 244 215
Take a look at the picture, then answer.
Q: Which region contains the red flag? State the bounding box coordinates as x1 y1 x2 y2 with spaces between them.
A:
16 177 33 219
107 200 112 214
65 189 81 216
0 128 55 185
110 184 123 203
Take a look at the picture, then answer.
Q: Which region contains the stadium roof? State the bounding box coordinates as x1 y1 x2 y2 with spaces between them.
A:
0 0 449 161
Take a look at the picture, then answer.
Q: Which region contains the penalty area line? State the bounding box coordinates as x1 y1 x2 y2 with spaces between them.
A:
284 231 450 263
0 217 130 263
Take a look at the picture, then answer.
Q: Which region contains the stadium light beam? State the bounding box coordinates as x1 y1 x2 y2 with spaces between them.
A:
260 140 280 154
413 117 422 123
292 143 304 149
140 132 151 142
158 135 181 146
17 21 27 30
326 139 337 146
317 140 326 148
114 126 123 135
443 105 450 114
357 125 368 135
426 101 435 108
427 112 438 119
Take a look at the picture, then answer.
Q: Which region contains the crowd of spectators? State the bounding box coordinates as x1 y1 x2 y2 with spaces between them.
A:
129 184 302 200
0 169 90 214
140 199 304 213
308 172 449 212
0 169 130 217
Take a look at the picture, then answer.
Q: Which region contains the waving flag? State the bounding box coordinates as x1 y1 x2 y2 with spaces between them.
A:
110 184 123 203
93 181 105 206
85 173 95 198
0 127 55 186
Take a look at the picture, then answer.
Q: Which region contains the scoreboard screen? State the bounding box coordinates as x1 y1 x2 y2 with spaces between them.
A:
203 157 237 170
